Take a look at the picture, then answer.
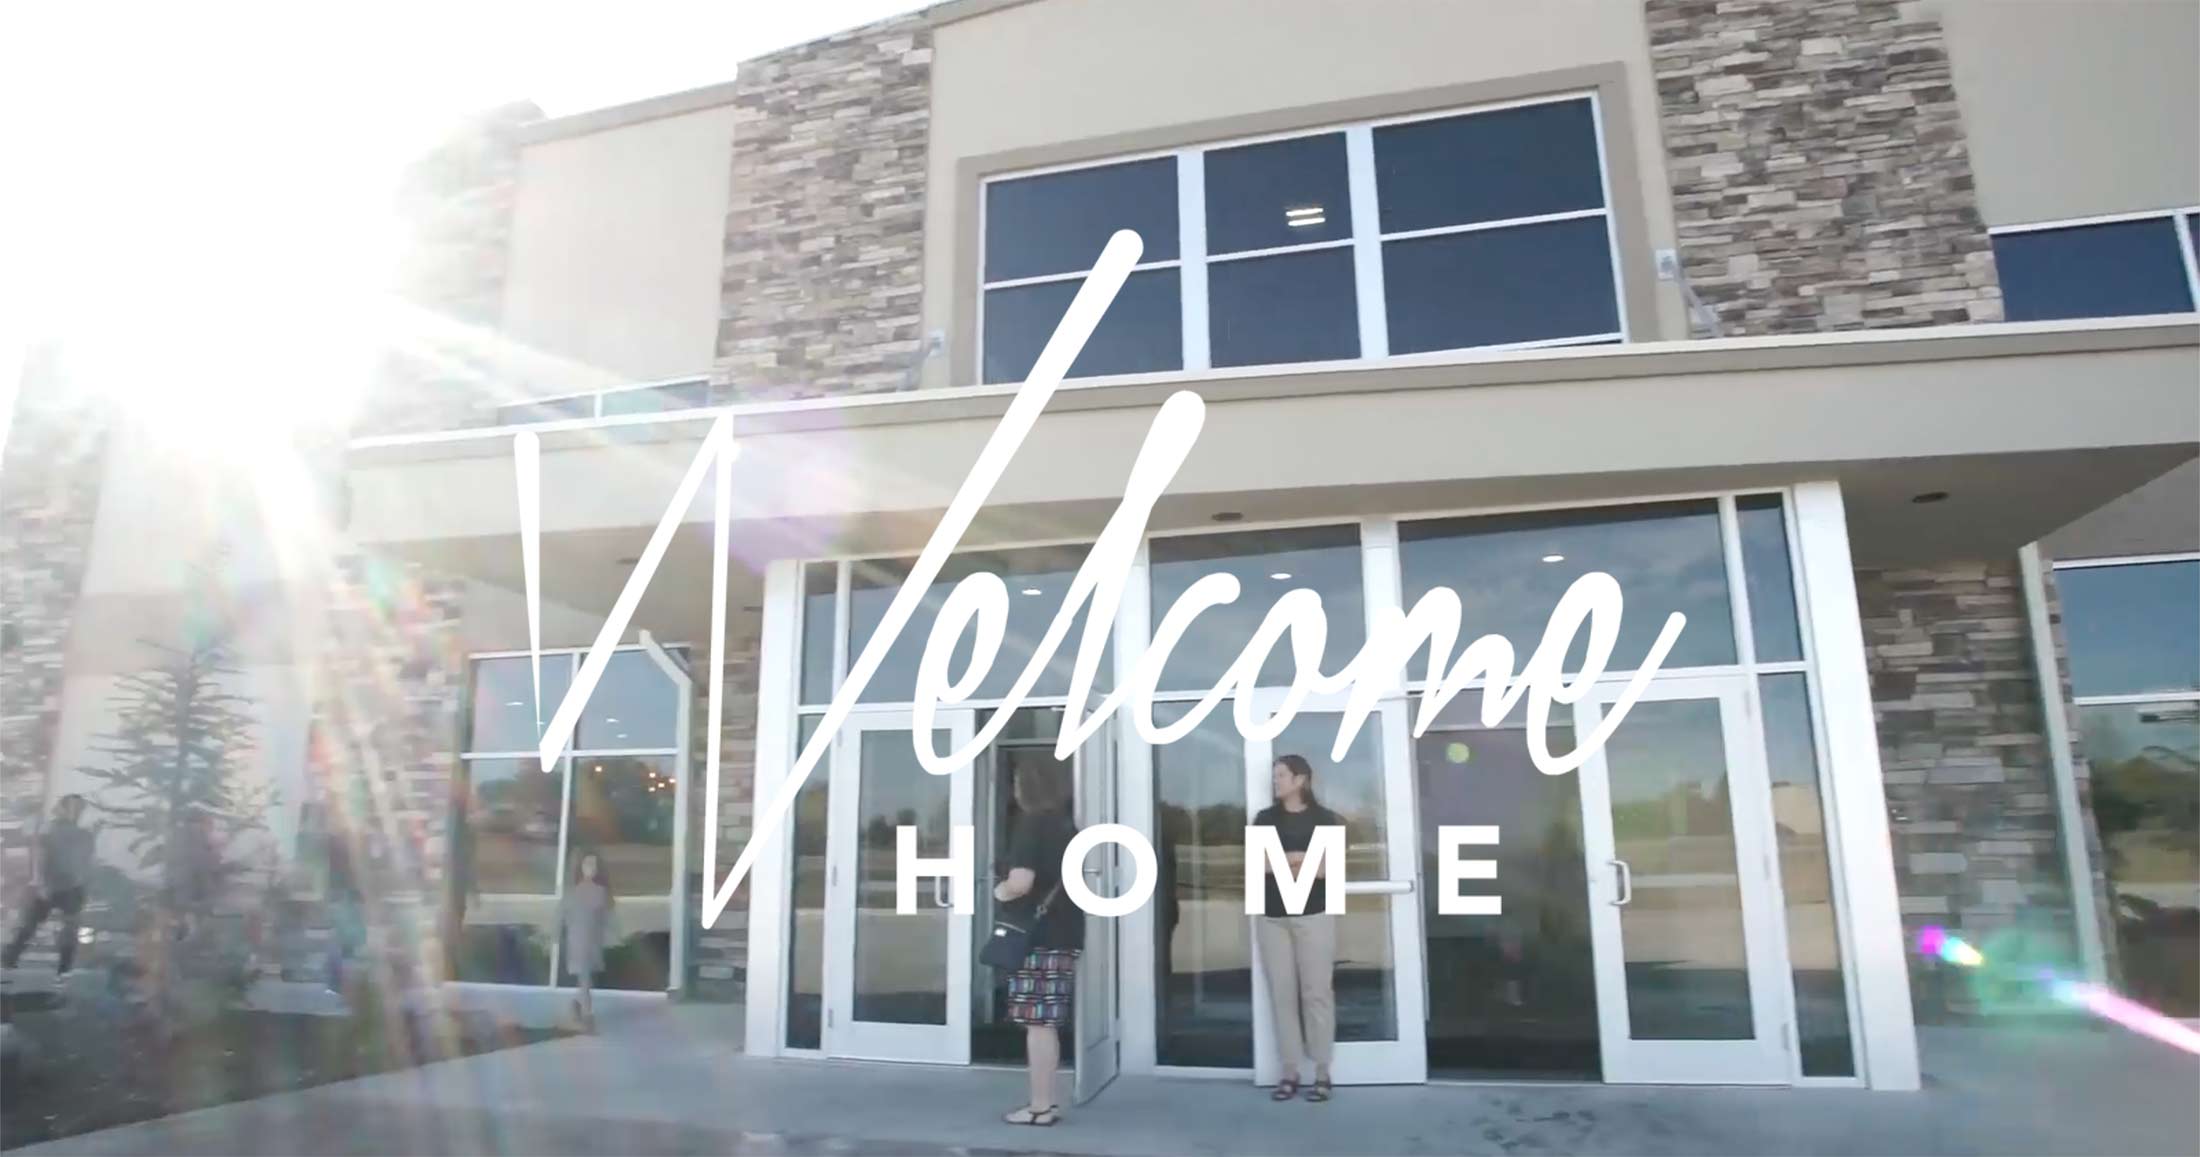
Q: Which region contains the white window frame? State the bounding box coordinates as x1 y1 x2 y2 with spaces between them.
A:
1989 207 2200 316
458 644 689 988
975 90 1628 384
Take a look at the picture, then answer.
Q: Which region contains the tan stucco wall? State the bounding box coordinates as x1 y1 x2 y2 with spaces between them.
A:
1939 0 2200 226
502 101 740 383
920 0 1690 388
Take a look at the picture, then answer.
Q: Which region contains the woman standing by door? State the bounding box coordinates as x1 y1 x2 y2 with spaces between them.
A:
1254 754 1340 1103
993 761 1082 1127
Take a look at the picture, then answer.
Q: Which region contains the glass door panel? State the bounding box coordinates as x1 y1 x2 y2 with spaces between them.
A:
825 709 975 1063
560 754 677 990
1576 676 1791 1084
1244 694 1426 1085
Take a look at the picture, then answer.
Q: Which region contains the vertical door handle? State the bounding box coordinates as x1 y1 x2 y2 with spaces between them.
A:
1610 859 1633 907
933 874 950 909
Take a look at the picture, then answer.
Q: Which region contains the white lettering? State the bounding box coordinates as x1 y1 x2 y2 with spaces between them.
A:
896 824 973 915
1245 825 1345 916
512 230 1688 929
1061 824 1157 919
1436 825 1502 917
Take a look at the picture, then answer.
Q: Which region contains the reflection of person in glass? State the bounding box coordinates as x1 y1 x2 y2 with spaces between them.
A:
563 851 614 1032
993 761 1082 1127
1253 754 1340 1103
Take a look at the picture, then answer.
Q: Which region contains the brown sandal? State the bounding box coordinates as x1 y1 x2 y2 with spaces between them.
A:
1271 1078 1299 1101
1307 1078 1332 1102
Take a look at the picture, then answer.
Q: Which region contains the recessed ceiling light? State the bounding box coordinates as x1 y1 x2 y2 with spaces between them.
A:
1269 572 1293 581
1021 587 1044 597
1211 511 1244 523
506 700 525 708
604 717 618 724
1911 491 1949 504
616 732 629 740
1542 554 1566 563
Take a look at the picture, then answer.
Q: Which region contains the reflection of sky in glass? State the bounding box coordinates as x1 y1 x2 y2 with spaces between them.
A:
576 651 678 749
847 547 1113 703
470 656 574 752
857 729 955 853
2059 561 2200 698
1400 500 1734 674
2078 701 2200 766
1737 496 1802 663
1149 526 1364 692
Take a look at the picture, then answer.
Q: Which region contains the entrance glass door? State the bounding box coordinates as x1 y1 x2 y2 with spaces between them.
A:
1242 691 1427 1085
823 708 976 1063
1575 675 1792 1084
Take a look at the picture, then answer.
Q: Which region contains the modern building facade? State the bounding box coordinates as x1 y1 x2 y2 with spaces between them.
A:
3 0 2194 1099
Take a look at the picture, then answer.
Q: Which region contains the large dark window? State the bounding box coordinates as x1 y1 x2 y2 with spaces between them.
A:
1993 216 2197 321
978 94 1620 382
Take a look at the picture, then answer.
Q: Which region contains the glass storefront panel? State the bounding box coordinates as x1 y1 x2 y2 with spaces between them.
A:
1760 673 1855 1076
561 754 677 991
1148 526 1364 693
1414 700 1597 1078
851 728 956 1025
2078 700 2199 1017
575 651 680 750
2058 560 2200 698
787 715 828 1048
1600 698 1754 1040
1736 495 1803 664
1153 701 1253 1067
801 564 837 706
1400 500 1735 673
470 655 574 752
847 546 1112 704
1266 712 1399 1045
454 756 563 984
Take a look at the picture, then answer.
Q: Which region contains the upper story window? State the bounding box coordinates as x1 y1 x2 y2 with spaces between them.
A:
1991 210 2200 322
979 94 1623 384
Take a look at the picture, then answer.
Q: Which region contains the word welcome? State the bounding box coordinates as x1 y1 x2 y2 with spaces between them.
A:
899 823 1502 918
510 230 1683 929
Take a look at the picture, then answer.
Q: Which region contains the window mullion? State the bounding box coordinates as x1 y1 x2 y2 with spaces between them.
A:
1345 125 1389 359
1178 150 1210 371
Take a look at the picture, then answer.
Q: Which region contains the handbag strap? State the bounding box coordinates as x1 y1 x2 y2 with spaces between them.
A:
1031 883 1062 918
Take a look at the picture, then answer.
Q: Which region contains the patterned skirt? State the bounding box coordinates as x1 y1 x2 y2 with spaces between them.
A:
1005 948 1080 1027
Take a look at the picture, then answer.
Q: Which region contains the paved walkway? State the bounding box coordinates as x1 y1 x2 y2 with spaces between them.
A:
16 998 2198 1156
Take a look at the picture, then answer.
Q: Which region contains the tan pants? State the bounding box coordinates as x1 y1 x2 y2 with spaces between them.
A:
1255 914 1337 1074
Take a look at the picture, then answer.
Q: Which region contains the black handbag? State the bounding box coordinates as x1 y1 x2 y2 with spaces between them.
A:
980 885 1060 970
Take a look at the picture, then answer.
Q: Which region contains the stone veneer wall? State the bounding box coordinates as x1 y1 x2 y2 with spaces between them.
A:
1854 561 2093 1018
1645 0 2003 332
685 629 760 1000
0 349 111 933
714 15 932 398
358 101 541 438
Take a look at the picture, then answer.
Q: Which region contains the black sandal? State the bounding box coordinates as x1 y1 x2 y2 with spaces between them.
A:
1004 1105 1059 1126
1306 1078 1332 1102
1271 1078 1300 1101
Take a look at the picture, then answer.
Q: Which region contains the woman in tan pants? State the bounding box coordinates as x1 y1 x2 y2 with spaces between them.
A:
1252 754 1340 1102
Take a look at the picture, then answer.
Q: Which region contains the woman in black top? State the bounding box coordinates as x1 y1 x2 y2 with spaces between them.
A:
993 760 1082 1126
1251 754 1342 1102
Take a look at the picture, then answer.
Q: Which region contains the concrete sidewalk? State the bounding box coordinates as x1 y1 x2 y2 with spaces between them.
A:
17 1000 2198 1156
